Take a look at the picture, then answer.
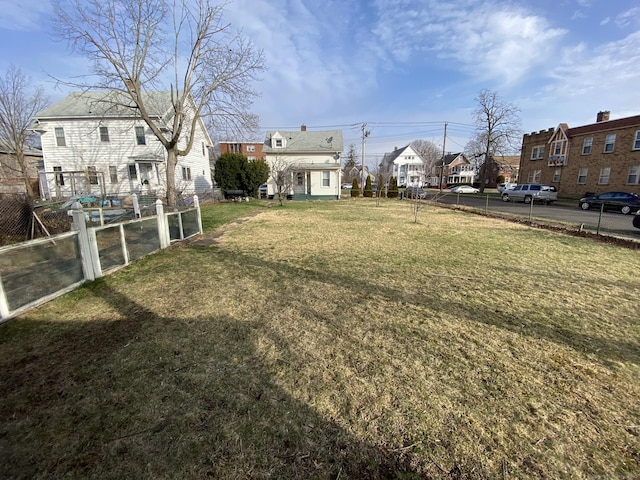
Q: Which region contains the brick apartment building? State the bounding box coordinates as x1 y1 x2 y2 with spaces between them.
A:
519 111 640 198
218 141 264 161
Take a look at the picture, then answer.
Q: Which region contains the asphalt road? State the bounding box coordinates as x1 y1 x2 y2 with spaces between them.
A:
428 192 640 239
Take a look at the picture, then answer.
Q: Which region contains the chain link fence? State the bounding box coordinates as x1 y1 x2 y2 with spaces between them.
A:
0 195 72 246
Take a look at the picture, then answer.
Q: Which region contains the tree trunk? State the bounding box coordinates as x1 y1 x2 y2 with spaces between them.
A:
16 151 35 199
166 148 177 208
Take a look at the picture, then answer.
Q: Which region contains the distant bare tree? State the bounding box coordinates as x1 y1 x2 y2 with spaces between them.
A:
471 89 522 192
411 139 440 184
0 66 50 199
343 143 359 169
52 0 265 207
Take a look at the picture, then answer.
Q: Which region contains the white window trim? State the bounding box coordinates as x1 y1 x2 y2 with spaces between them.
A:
604 134 615 153
577 167 588 184
633 131 640 151
582 137 592 155
598 166 610 185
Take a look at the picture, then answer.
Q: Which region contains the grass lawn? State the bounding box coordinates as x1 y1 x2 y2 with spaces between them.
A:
1 199 639 479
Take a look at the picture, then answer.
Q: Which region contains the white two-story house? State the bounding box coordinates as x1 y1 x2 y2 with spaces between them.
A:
379 145 426 187
31 91 213 201
263 125 343 199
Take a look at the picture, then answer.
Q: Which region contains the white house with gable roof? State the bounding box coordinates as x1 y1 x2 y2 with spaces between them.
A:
31 91 212 201
263 125 343 199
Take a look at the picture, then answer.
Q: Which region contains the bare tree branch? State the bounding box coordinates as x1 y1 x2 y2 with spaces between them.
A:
51 0 265 206
0 66 50 199
470 89 522 192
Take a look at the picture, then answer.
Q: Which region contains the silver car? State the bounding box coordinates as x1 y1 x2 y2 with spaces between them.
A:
501 184 557 204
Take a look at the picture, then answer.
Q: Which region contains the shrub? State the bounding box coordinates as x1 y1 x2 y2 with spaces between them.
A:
387 177 399 198
363 176 373 197
351 178 360 197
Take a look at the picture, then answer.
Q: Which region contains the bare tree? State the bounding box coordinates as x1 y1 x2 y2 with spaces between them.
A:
52 0 265 207
471 89 522 192
411 139 440 185
269 154 295 206
0 66 50 199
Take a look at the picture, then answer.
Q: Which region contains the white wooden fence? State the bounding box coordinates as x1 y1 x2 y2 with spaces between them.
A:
0 196 202 322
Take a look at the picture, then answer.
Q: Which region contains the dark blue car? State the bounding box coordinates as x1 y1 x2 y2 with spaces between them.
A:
579 191 640 215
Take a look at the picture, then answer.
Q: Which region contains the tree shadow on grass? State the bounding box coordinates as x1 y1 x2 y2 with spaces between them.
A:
0 283 430 479
204 247 640 369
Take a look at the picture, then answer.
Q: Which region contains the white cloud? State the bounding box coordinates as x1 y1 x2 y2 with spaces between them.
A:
370 1 566 86
0 0 51 31
615 7 640 28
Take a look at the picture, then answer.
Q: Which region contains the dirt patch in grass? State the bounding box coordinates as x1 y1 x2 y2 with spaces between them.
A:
1 199 639 479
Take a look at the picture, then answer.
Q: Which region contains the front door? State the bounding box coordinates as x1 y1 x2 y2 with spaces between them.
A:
139 163 156 191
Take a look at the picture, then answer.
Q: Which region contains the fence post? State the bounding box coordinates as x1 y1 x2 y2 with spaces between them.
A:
156 199 170 249
70 201 96 281
132 193 140 218
194 195 202 235
0 275 9 320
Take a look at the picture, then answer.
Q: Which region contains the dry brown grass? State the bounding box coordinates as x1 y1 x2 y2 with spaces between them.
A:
1 199 639 479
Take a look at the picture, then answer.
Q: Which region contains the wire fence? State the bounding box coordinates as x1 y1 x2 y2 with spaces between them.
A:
1 189 223 247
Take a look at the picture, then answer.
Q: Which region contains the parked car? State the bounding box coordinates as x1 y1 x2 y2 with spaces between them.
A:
405 186 427 199
497 183 517 193
450 185 479 194
501 184 558 204
341 183 352 189
633 212 640 229
578 191 640 215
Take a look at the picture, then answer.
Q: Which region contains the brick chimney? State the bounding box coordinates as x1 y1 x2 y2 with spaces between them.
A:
301 124 307 131
596 111 610 122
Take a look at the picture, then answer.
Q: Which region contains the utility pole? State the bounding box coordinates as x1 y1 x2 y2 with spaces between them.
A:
439 122 447 192
361 123 370 194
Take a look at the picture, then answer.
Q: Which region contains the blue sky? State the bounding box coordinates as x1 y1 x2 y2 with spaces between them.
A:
1 0 639 164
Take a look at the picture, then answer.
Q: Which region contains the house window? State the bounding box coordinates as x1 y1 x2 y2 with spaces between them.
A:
322 171 330 187
604 134 615 153
531 145 544 160
100 126 110 142
202 142 205 156
527 169 541 183
296 172 304 185
128 164 137 180
627 165 639 184
53 166 64 186
633 131 640 150
577 167 588 184
248 156 256 161
135 126 146 145
55 127 66 147
275 138 283 147
598 166 610 184
247 145 256 152
552 169 561 182
582 137 592 155
87 166 98 185
553 140 564 156
182 166 192 181
109 166 118 183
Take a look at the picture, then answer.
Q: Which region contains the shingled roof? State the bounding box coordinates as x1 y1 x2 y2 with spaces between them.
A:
35 91 173 120
263 130 343 153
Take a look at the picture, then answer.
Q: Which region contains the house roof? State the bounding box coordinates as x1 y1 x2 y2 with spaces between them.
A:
494 155 520 167
380 144 424 166
567 115 640 137
435 152 466 167
263 129 343 153
34 91 173 120
0 140 43 157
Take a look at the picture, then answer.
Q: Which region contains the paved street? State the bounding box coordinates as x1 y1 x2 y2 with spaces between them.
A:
426 191 640 239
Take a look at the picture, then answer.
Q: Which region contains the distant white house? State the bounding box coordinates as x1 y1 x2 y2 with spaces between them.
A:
263 125 343 199
379 145 426 187
31 91 213 201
